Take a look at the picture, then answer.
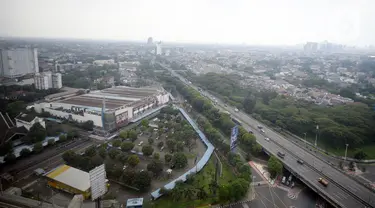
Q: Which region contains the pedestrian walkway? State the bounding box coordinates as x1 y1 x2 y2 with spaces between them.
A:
248 161 275 186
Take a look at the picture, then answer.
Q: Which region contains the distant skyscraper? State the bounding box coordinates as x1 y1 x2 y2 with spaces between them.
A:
0 48 39 78
304 42 318 53
155 41 162 55
147 37 153 45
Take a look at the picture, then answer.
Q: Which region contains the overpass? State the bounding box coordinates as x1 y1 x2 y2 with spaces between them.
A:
159 62 375 208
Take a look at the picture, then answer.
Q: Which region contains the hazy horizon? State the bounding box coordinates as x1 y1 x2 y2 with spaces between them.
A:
1 0 374 46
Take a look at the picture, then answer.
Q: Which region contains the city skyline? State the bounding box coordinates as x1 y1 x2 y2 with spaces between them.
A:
0 0 374 46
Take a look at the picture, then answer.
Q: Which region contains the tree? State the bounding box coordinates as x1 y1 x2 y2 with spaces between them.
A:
121 142 135 152
134 171 152 191
27 123 46 144
116 152 128 164
119 130 128 139
176 142 184 152
33 142 44 153
6 101 26 118
166 139 176 152
354 149 367 160
153 152 160 160
0 142 13 156
219 185 230 201
122 169 136 185
20 148 31 157
128 130 138 142
243 94 256 113
112 139 122 147
268 156 283 179
165 153 172 163
59 134 67 142
67 130 78 140
62 150 79 165
4 153 16 164
141 119 149 127
157 141 164 149
85 146 97 157
147 159 164 176
148 138 154 145
108 149 120 159
172 152 188 169
196 186 208 200
47 139 55 146
98 147 107 158
142 145 154 156
81 120 94 131
90 155 104 168
127 155 140 167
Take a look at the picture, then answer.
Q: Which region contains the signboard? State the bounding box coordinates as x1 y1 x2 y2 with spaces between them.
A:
89 164 107 201
230 126 239 152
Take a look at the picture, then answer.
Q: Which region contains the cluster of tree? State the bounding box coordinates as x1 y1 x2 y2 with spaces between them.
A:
119 129 138 142
184 72 375 151
227 152 253 182
1 85 60 117
24 123 47 144
62 148 105 172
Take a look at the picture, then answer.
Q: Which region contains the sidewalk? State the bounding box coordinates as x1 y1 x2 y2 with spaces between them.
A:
248 161 275 186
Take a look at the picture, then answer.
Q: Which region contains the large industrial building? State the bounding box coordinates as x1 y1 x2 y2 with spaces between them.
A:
0 48 39 78
33 86 169 133
45 165 92 199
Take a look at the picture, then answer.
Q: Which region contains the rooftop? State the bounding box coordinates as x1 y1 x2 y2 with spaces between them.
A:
126 198 143 206
45 165 90 192
15 113 37 122
57 86 163 110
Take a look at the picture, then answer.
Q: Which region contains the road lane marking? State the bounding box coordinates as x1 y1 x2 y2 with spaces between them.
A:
332 193 343 200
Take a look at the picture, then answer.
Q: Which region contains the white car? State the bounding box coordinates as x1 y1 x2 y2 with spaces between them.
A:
265 137 270 142
138 141 144 146
260 129 265 133
234 108 239 112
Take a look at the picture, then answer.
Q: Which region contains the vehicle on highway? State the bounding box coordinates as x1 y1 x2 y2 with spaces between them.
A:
231 117 242 126
297 159 304 165
138 141 144 146
257 125 263 129
318 178 329 186
224 104 228 107
234 108 239 112
277 152 285 158
248 130 254 134
260 129 265 133
265 137 270 142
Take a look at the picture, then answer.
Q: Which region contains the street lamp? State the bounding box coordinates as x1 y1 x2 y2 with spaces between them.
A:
314 125 319 147
303 133 307 147
344 144 349 161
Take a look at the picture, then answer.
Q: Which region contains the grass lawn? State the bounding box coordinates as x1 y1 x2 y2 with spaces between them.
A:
149 157 236 208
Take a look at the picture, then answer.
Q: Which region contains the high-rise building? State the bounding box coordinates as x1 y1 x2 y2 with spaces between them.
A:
304 42 318 53
34 72 62 90
0 48 39 78
155 42 162 55
34 73 50 90
52 73 62 89
147 37 153 45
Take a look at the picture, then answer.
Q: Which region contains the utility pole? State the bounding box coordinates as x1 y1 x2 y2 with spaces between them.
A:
344 144 349 161
314 125 319 147
303 133 307 147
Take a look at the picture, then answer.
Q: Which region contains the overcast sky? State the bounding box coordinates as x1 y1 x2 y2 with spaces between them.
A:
1 0 374 46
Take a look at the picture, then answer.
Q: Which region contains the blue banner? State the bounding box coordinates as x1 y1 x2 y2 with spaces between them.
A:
230 126 239 152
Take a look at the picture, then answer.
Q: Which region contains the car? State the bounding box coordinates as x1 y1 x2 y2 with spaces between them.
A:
281 176 286 184
277 152 285 158
265 137 270 142
234 108 239 112
138 141 144 146
260 129 265 133
224 104 228 107
297 159 304 165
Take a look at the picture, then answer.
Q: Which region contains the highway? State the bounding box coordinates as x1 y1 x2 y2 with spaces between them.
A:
160 63 375 208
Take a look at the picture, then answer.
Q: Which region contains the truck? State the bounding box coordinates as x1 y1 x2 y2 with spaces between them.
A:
318 178 329 186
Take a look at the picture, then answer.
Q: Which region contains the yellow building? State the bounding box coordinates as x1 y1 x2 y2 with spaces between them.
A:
45 165 91 199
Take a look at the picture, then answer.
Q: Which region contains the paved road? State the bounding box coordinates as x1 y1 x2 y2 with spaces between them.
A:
160 63 375 208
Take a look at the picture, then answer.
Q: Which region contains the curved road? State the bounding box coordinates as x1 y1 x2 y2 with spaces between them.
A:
160 63 375 208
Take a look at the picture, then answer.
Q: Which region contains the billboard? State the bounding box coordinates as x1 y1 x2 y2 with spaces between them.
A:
89 164 107 201
230 126 239 152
